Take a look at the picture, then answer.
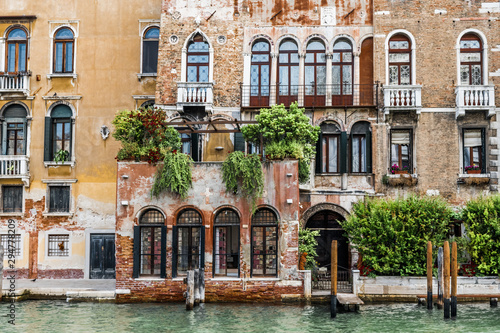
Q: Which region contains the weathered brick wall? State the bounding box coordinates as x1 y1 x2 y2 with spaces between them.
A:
116 160 304 302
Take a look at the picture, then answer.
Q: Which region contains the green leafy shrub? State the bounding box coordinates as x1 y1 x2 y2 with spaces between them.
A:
151 151 193 199
299 228 320 270
222 151 263 212
112 108 181 163
54 149 69 163
342 195 453 276
461 195 500 276
241 102 319 184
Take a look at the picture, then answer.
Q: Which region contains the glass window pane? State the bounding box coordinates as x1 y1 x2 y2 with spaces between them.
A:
352 138 360 172
400 65 410 85
279 54 288 63
55 28 74 39
460 53 481 62
199 66 209 82
252 41 269 52
306 41 325 51
471 65 481 85
460 40 480 49
342 52 352 62
389 66 398 85
460 65 469 85
389 53 410 63
8 29 27 39
55 43 63 72
329 137 337 172
66 42 73 72
145 27 159 39
8 44 16 72
18 44 26 71
343 66 352 94
290 53 299 63
389 41 409 49
332 53 340 62
333 41 351 50
305 53 314 63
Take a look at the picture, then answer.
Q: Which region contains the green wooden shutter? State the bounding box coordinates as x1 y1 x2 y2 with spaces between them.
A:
133 226 141 278
160 226 167 278
191 133 199 162
366 130 372 173
481 128 486 174
200 226 205 269
340 131 347 174
44 117 52 161
172 226 178 278
315 132 323 174
234 132 245 152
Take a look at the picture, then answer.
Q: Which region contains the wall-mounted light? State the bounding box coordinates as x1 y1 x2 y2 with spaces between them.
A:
215 146 224 151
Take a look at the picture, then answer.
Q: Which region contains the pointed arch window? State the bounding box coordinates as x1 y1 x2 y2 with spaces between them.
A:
142 27 159 74
305 40 326 107
6 28 27 73
250 40 271 107
251 208 278 277
332 39 353 105
187 35 209 83
460 34 482 85
388 35 411 85
277 40 299 106
213 209 240 277
54 28 74 73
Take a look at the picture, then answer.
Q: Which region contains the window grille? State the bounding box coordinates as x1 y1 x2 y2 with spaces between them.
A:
48 234 69 256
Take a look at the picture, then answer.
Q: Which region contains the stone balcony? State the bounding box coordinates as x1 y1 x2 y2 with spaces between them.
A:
383 85 422 114
0 155 30 186
455 85 495 118
176 82 214 111
0 72 30 96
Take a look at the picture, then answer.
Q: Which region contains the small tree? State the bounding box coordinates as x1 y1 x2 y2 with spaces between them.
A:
241 102 320 183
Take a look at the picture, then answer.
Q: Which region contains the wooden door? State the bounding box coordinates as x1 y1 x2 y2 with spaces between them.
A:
90 234 116 279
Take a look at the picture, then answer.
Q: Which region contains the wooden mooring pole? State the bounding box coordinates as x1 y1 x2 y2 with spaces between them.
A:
426 241 433 310
186 270 195 310
331 240 338 319
437 247 443 309
443 241 450 319
451 241 458 318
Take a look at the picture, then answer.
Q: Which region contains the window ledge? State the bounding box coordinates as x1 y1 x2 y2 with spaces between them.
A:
137 73 157 81
248 277 280 281
383 173 418 187
134 277 164 281
457 173 490 185
42 212 73 217
46 73 78 79
44 161 75 168
0 212 23 217
458 173 490 178
210 277 241 281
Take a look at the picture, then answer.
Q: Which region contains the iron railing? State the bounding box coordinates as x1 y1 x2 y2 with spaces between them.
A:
312 266 353 293
240 84 379 108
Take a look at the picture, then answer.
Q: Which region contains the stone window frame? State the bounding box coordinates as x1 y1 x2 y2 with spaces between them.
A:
42 179 77 217
141 25 160 75
456 29 489 86
180 29 214 85
0 101 31 158
385 30 417 86
4 25 29 73
47 22 79 79
0 185 24 216
52 26 75 74
389 127 415 174
44 230 72 257
459 126 488 175
137 20 160 80
0 231 25 260
43 101 76 167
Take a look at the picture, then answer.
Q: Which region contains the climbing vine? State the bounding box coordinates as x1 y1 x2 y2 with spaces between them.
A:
151 151 193 199
298 227 320 270
222 151 263 212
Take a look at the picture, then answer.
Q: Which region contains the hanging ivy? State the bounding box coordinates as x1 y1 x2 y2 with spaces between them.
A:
151 151 193 199
222 151 263 212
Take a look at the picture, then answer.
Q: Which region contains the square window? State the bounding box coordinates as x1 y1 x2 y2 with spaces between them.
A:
2 186 22 213
48 234 69 256
0 234 21 256
49 186 70 213
391 130 412 173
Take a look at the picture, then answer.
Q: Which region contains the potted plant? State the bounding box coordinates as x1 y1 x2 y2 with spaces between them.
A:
390 164 409 174
54 149 70 164
465 165 481 174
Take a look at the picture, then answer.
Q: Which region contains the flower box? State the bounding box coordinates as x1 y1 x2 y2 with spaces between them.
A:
466 169 481 174
394 170 409 175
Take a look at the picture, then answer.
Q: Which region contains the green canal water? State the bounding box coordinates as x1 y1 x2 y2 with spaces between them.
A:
2 301 499 332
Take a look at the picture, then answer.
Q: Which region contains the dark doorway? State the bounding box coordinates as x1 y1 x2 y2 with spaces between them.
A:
306 210 349 270
90 234 115 279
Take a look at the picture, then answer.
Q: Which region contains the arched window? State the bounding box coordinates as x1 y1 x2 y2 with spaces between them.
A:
44 105 73 162
173 208 204 277
332 39 353 105
277 40 299 106
142 27 159 74
388 35 411 85
316 122 343 174
2 104 27 155
54 28 74 73
251 208 278 277
350 122 372 173
250 40 271 107
460 34 482 85
6 28 27 73
305 40 326 107
213 208 240 277
187 34 209 83
132 209 166 278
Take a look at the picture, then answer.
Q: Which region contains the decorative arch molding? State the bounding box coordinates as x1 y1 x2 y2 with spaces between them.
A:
135 205 167 223
385 29 417 85
46 100 76 118
210 113 236 122
300 203 350 227
276 34 301 53
247 34 275 54
183 28 213 49
315 115 344 130
172 205 204 225
140 24 160 38
456 28 489 85
4 24 29 38
211 205 242 222
345 118 372 133
304 34 329 53
0 101 30 118
253 204 281 223
50 24 78 38
332 34 357 53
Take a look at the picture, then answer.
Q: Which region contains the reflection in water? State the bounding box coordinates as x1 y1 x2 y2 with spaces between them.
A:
2 301 500 333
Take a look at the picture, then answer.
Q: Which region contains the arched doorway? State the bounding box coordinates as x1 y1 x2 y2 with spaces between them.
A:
306 210 351 292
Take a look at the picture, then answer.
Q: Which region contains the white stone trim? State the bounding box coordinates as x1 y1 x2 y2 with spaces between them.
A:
385 29 417 85
456 29 489 85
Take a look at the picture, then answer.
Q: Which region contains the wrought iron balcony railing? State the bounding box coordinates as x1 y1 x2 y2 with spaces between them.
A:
240 84 379 108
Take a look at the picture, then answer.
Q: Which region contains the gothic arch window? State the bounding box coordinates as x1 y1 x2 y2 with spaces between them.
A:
186 34 209 83
44 104 74 162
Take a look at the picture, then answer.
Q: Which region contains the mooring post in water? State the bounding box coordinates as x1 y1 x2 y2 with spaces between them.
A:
437 247 443 309
427 241 433 310
451 241 458 318
199 268 205 303
194 269 200 305
186 270 195 310
443 241 450 319
491 298 498 307
331 240 337 319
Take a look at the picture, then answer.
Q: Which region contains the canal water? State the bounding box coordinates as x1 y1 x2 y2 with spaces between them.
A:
2 301 499 332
